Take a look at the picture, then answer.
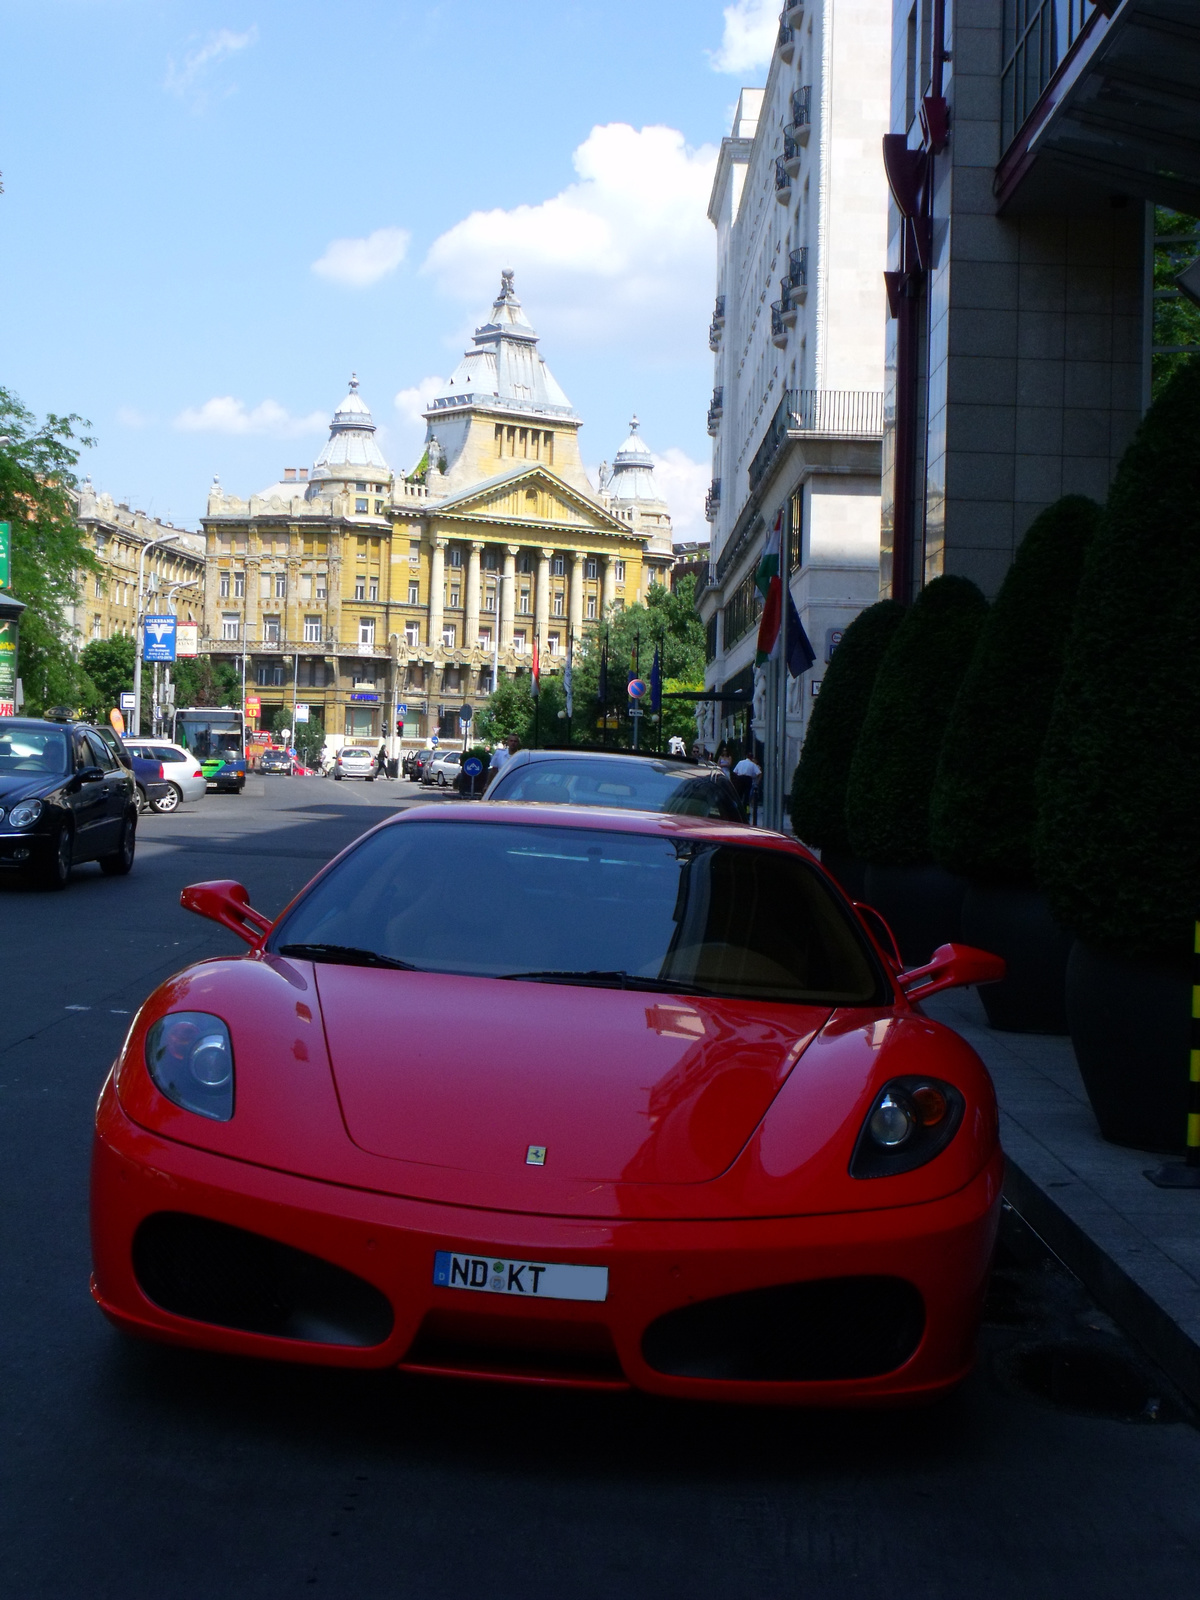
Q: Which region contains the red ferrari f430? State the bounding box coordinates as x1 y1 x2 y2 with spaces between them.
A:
91 804 1005 1406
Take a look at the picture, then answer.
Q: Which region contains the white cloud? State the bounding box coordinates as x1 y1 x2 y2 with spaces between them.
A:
709 0 777 74
422 124 718 357
174 397 327 438
651 448 711 543
164 27 258 109
312 227 411 289
393 376 448 429
116 405 153 429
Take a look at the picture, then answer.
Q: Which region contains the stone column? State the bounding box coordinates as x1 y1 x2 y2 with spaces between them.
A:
569 550 586 638
536 547 552 650
465 541 483 647
500 544 518 648
601 554 617 616
429 537 446 649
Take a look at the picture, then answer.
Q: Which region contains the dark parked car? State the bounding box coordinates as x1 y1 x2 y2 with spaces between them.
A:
0 717 138 889
260 748 294 775
484 749 746 822
408 749 437 784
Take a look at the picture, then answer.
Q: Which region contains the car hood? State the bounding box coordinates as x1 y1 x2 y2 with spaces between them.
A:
0 772 56 803
315 967 829 1186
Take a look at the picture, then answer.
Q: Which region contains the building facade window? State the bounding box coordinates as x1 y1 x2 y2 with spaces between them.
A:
552 554 565 577
369 579 379 601
359 617 375 647
512 629 527 652
355 578 366 600
234 572 245 598
484 585 496 612
404 621 420 646
355 498 368 514
221 614 240 640
552 590 564 616
219 573 230 598
91 613 102 638
547 633 560 655
275 573 287 598
449 586 461 608
519 587 531 613
408 580 420 604
316 579 327 599
614 560 625 582
442 623 456 647
263 615 281 642
449 546 463 568
303 615 322 643
478 626 492 648
586 594 597 619
409 540 420 565
256 663 285 687
585 557 598 579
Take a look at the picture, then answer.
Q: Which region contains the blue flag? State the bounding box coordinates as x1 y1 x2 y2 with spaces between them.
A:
785 594 816 677
650 645 662 713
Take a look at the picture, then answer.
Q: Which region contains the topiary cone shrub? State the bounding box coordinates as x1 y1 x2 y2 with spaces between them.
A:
1034 357 1200 1149
789 599 904 881
931 496 1100 884
929 497 1100 1032
844 576 988 963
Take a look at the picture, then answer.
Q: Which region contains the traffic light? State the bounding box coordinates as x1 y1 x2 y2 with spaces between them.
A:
396 719 404 736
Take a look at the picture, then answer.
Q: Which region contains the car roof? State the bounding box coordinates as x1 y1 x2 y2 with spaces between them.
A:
502 748 713 775
378 799 801 851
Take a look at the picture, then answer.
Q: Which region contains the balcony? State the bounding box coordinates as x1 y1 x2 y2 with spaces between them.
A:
706 386 724 435
770 303 788 348
708 294 726 352
783 87 811 173
777 20 795 65
780 247 808 323
704 479 722 523
774 155 792 206
748 389 885 493
783 2 804 27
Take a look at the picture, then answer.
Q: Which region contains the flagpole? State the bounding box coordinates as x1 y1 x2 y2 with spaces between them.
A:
776 525 788 831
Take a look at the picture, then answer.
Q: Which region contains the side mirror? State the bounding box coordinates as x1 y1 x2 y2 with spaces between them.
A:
900 943 1006 1000
853 901 903 970
181 879 273 947
74 765 105 787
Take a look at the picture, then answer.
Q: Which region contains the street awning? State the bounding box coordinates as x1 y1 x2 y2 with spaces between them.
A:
996 1 1200 215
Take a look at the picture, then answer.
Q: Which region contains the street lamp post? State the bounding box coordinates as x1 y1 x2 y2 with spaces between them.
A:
132 534 185 738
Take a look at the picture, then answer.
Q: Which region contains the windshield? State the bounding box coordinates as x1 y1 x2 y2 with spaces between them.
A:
270 821 886 1006
0 728 69 775
176 718 242 760
488 757 742 821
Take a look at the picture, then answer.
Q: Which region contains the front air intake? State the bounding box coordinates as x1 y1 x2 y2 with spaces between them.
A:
132 1212 394 1348
641 1276 924 1381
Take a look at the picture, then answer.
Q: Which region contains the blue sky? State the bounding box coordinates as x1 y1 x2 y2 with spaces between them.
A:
0 1 781 539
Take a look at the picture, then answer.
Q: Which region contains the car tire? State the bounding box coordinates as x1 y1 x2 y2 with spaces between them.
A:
41 822 74 890
334 773 343 781
153 783 181 814
99 813 137 876
135 785 149 814
436 772 447 787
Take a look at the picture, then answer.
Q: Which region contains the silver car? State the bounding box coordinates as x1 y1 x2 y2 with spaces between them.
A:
124 740 208 811
333 745 378 781
425 751 462 787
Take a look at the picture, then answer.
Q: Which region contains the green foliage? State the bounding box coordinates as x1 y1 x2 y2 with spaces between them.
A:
1152 209 1200 400
1036 357 1200 961
930 496 1100 884
789 601 905 851
406 448 430 485
476 675 534 745
171 656 240 709
292 715 325 767
846 576 988 866
79 634 135 722
0 386 96 714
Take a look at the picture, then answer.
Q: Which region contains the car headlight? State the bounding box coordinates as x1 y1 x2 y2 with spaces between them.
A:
145 1011 235 1121
850 1077 964 1178
8 799 44 829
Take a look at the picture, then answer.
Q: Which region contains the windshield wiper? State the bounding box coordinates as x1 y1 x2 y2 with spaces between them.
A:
277 942 419 971
498 968 716 995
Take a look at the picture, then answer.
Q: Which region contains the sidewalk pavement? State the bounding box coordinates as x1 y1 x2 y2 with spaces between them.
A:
924 986 1200 1405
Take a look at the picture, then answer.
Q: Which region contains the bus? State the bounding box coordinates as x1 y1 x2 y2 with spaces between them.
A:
173 706 247 793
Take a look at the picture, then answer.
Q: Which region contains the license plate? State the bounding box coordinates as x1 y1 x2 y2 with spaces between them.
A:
433 1251 608 1303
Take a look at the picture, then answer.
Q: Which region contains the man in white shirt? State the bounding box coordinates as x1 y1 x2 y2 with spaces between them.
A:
488 735 521 777
732 752 762 819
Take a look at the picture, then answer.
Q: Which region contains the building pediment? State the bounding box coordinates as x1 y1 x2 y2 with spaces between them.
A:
433 467 631 540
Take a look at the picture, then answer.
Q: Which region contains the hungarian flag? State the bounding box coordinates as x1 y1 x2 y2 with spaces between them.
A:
754 513 784 666
531 636 540 699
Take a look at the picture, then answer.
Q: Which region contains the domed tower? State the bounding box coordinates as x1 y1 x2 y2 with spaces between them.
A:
307 375 393 509
420 271 591 497
600 416 674 559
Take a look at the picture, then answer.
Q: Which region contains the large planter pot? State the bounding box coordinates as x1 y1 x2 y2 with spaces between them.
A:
1065 942 1191 1154
818 849 867 902
861 863 965 967
960 883 1072 1034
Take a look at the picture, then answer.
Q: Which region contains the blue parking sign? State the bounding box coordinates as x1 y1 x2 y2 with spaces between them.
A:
143 615 177 662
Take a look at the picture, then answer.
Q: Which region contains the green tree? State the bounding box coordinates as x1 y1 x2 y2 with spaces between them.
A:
789 600 905 850
1036 356 1200 960
930 496 1100 883
79 634 135 722
846 576 989 866
476 675 535 745
1152 208 1200 399
0 387 96 714
171 656 241 708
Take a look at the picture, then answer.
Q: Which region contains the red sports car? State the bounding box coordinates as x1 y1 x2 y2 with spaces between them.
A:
91 804 1005 1406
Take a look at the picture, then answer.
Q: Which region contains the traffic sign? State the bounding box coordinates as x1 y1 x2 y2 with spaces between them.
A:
459 703 473 723
398 702 408 715
627 677 647 699
119 692 135 711
294 704 310 723
430 734 439 747
143 615 177 662
463 756 483 777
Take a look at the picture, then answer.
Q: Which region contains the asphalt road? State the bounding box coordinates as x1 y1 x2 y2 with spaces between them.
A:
2 776 1199 1599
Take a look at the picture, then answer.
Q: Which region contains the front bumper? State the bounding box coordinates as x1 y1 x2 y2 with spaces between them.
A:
0 825 54 869
91 1080 1003 1406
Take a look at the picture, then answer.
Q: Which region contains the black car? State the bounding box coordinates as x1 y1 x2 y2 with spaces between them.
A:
89 722 173 813
0 717 138 889
260 748 293 775
483 748 746 822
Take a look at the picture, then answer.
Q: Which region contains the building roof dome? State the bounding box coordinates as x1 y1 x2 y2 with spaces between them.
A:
605 416 667 508
311 374 392 482
426 271 578 422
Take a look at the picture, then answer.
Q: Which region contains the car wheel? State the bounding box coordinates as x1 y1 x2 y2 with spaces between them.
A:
99 813 137 876
153 783 181 814
334 773 343 781
41 822 74 890
436 772 447 787
135 785 149 814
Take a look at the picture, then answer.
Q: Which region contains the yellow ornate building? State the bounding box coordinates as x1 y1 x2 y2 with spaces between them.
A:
70 484 204 643
200 273 675 746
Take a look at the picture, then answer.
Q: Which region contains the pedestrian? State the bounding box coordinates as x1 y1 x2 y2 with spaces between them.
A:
732 750 762 820
488 734 521 777
716 741 733 777
376 742 389 781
